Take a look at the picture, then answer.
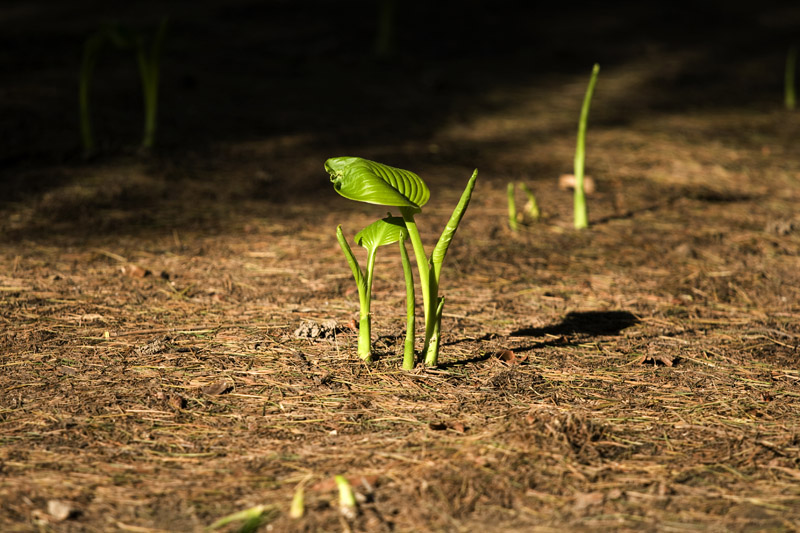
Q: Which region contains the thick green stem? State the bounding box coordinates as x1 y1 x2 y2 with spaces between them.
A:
574 63 599 230
423 297 445 367
399 235 415 369
336 226 372 362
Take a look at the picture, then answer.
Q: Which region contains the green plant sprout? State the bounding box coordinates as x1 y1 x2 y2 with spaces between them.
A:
336 216 414 365
206 504 277 533
327 157 478 367
786 45 797 111
79 18 167 156
573 63 600 229
507 182 540 231
335 475 358 520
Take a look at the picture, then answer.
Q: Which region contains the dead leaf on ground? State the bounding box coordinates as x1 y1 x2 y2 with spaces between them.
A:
47 500 76 521
121 264 151 278
492 349 526 365
428 421 468 433
636 352 679 367
201 380 233 395
558 174 596 194
572 491 604 511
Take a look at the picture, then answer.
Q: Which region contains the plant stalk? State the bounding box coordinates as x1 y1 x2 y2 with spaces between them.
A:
574 63 599 230
399 235 415 369
79 33 104 156
336 226 372 362
507 182 519 231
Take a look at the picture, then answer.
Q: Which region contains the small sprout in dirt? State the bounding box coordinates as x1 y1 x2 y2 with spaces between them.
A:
507 182 540 231
336 215 412 363
289 484 305 519
335 475 358 520
206 504 277 533
573 63 600 230
79 19 167 156
327 157 478 367
786 45 797 111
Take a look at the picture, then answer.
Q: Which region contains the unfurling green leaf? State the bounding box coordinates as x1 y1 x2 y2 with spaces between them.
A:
326 157 430 211
355 216 408 251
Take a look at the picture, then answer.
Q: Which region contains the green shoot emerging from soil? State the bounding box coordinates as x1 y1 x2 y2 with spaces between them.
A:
507 182 540 231
574 63 600 229
786 45 797 111
79 19 167 155
327 157 478 367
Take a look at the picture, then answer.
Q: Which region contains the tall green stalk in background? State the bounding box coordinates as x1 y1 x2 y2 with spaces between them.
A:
137 18 168 150
78 19 167 155
786 45 797 111
79 32 105 156
373 0 396 59
574 63 600 230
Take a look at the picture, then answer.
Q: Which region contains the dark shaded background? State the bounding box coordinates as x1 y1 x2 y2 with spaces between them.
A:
1 0 797 206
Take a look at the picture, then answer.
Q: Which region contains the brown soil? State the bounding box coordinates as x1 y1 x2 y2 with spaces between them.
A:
2 1 800 532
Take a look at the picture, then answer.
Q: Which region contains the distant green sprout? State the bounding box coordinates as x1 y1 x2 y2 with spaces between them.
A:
507 182 540 231
79 19 167 156
335 475 358 520
336 216 414 366
207 504 276 533
289 484 305 519
573 63 600 229
786 45 797 111
328 157 478 367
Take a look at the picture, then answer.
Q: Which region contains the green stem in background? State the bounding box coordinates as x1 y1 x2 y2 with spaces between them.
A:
399 234 415 369
574 63 600 230
336 225 372 362
137 18 167 150
786 45 797 111
507 182 519 231
519 182 540 221
373 0 396 59
79 32 105 156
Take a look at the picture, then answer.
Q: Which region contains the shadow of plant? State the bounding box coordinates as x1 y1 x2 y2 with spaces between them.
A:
511 310 639 337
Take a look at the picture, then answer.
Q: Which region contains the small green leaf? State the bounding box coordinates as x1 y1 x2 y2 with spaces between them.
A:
354 216 408 251
326 157 430 210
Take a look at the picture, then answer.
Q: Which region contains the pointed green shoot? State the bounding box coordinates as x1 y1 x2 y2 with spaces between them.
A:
430 169 478 285
207 504 276 533
787 45 797 111
326 157 430 211
574 63 600 230
289 485 305 519
507 182 519 231
335 475 358 520
399 233 415 369
422 169 478 366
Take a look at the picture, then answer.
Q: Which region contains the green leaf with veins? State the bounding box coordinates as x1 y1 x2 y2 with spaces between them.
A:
355 216 408 250
326 157 430 211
